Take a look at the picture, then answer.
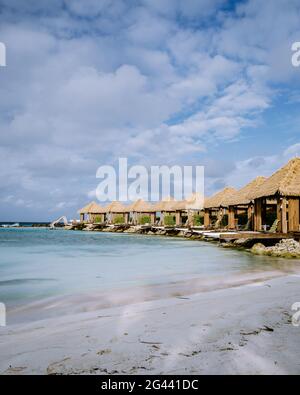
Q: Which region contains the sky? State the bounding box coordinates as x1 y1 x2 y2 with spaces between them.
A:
0 0 300 221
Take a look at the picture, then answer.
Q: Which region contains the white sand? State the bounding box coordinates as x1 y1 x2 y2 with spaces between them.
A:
1 275 300 375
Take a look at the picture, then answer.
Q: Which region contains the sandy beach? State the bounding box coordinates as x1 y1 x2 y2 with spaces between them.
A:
1 274 300 375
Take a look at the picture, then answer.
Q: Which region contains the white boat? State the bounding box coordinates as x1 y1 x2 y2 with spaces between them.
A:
1 223 20 228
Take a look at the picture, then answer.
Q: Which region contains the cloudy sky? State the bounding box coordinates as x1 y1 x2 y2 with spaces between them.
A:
0 0 300 221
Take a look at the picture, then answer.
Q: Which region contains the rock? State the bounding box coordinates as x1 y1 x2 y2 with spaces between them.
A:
233 238 252 248
251 243 267 255
251 239 300 258
221 241 235 248
266 239 300 258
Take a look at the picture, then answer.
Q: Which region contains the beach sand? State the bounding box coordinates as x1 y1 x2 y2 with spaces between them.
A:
1 274 300 375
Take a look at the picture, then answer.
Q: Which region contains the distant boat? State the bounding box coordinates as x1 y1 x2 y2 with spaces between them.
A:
1 223 20 228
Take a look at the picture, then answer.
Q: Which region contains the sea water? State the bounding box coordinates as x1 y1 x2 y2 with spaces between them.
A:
0 227 297 308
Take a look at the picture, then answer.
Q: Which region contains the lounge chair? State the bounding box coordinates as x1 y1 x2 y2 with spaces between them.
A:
240 218 251 231
213 219 221 229
269 219 279 233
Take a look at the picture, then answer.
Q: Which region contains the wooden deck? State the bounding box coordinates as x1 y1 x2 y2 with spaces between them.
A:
218 232 292 242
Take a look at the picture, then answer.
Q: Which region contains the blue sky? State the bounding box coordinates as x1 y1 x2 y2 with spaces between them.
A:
0 0 300 221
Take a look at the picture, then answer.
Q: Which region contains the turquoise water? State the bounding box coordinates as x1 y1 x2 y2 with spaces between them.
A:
0 228 295 309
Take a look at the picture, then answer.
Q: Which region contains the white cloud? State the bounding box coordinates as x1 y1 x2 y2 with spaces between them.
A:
0 0 299 219
284 143 300 157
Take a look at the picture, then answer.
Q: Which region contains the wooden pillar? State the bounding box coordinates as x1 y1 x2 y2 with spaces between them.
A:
204 209 210 228
124 213 129 224
80 213 84 222
288 198 299 232
217 208 224 224
254 198 262 231
247 205 253 230
228 206 235 229
187 211 194 226
175 211 182 226
261 198 267 228
281 198 288 234
150 213 156 224
276 198 282 233
247 205 252 219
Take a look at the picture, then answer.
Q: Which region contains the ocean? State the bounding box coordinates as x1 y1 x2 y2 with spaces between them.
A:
0 228 296 323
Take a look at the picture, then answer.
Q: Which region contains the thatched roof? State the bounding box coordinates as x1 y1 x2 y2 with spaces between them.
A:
78 201 103 214
126 199 156 213
171 193 204 211
204 187 237 209
105 201 127 213
252 158 300 199
225 176 266 206
185 192 204 210
152 197 177 212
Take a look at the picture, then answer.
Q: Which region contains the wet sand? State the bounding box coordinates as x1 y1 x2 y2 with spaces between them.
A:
1 274 300 375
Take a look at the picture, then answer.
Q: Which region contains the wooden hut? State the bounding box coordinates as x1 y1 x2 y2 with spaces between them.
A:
204 187 237 228
152 197 178 226
105 201 128 224
225 176 266 230
127 199 156 225
173 193 204 226
78 201 103 223
251 158 300 233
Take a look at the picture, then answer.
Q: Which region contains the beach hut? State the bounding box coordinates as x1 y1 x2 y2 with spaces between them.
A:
225 176 266 230
78 201 104 223
251 158 300 233
127 199 156 225
105 201 128 224
152 197 178 226
204 187 237 228
173 193 205 226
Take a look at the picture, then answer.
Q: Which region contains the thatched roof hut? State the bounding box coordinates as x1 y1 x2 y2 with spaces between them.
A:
78 201 103 214
204 187 237 209
170 193 204 211
225 176 266 207
105 201 127 213
252 157 300 199
152 197 177 212
127 199 156 213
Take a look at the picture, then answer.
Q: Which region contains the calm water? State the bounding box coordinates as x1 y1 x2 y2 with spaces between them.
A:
0 228 296 309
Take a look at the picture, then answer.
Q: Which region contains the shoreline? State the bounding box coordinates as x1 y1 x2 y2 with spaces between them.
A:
7 268 298 325
3 224 300 259
1 274 300 375
72 223 300 259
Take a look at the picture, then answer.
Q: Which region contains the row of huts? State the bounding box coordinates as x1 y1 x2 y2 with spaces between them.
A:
78 158 300 234
79 194 202 227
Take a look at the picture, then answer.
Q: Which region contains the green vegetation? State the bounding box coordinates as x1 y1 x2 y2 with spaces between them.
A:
113 215 124 224
164 215 175 226
94 215 102 223
193 214 203 226
139 215 151 225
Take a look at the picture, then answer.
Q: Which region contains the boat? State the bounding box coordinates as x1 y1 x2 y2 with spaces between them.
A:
1 223 20 228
